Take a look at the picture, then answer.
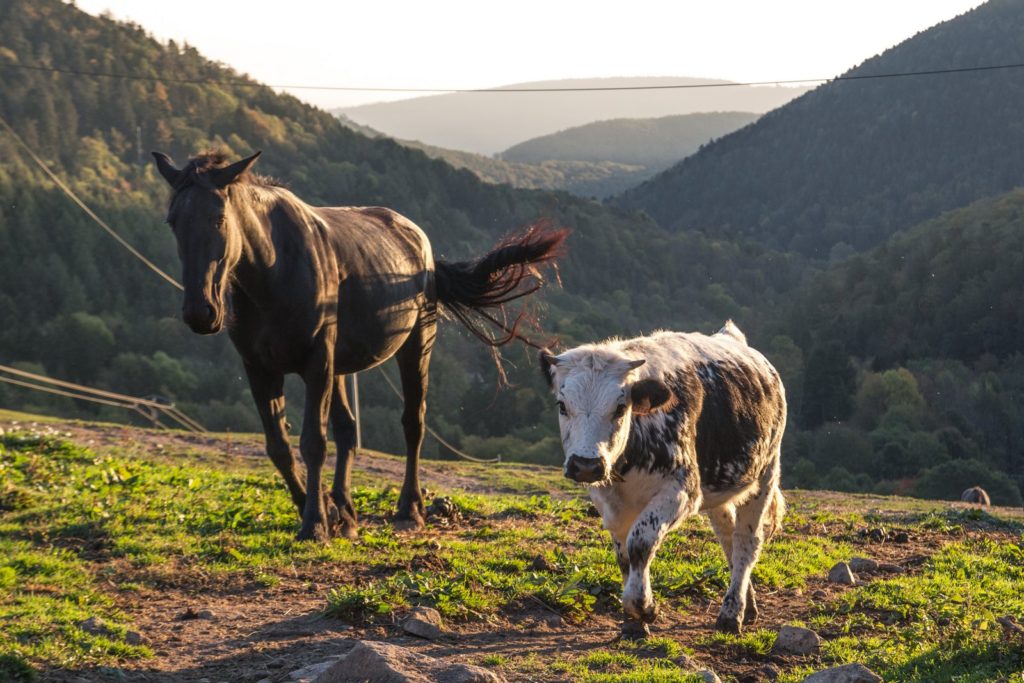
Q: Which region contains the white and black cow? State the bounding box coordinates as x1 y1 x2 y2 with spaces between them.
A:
540 321 786 636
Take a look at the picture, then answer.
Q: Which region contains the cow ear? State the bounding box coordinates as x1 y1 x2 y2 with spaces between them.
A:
210 150 262 188
152 152 182 187
631 378 674 415
539 350 560 388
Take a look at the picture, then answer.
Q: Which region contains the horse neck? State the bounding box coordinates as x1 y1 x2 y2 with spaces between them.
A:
230 185 295 306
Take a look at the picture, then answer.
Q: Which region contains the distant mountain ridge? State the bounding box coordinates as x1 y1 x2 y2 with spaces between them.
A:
337 111 758 198
615 0 1024 256
336 77 810 154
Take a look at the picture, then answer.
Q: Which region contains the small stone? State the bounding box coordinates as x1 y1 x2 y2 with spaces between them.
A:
124 630 144 646
402 605 444 640
196 609 216 620
530 554 554 572
848 557 878 573
827 562 857 585
811 589 828 600
877 562 903 573
760 663 782 681
543 613 562 628
801 662 882 683
866 527 887 542
892 531 910 543
288 658 339 681
314 641 505 682
771 625 822 655
696 670 722 683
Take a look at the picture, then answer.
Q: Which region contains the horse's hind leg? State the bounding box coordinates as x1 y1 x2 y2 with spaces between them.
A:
393 311 437 529
330 374 359 540
244 362 307 514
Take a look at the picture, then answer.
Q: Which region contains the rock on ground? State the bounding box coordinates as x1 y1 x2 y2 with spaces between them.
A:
802 662 882 683
314 640 504 683
827 562 857 585
402 606 444 640
847 557 878 573
771 625 822 655
696 670 721 683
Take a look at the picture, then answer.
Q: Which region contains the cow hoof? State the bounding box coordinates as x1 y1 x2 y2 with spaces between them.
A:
620 620 651 640
715 613 742 634
339 520 359 541
392 514 424 532
639 602 658 624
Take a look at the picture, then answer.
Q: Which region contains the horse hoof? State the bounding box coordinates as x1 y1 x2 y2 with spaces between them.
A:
620 620 651 640
295 523 330 543
715 613 742 634
339 521 359 541
392 516 424 532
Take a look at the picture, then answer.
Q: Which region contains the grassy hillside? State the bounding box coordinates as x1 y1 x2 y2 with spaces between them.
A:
616 0 1024 256
1 422 1022 682
337 77 808 155
500 112 758 169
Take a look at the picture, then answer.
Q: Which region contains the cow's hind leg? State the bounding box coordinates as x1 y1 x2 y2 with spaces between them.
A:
707 503 758 625
330 374 359 540
715 471 779 634
393 311 437 529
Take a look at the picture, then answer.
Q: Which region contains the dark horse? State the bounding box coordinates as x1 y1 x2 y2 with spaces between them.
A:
153 150 568 541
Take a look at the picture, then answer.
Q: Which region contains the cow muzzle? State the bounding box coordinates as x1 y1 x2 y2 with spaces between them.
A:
565 454 607 484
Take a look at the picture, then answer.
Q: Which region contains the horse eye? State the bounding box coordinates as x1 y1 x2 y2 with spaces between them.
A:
557 401 568 416
613 404 627 419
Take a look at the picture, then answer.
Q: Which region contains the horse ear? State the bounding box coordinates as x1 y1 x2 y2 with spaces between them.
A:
210 151 262 188
152 152 182 187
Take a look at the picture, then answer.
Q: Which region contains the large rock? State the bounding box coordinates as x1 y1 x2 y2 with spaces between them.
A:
402 606 444 640
847 557 878 573
315 641 504 683
802 663 882 683
827 562 857 585
771 625 822 655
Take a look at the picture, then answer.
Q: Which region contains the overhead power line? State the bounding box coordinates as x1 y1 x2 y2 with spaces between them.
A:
3 60 1024 93
0 114 183 291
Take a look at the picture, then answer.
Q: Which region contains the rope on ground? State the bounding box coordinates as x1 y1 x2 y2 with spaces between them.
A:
0 364 205 433
377 367 501 464
0 114 184 291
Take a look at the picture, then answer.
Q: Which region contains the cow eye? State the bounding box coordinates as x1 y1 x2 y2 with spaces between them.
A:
557 401 568 416
613 404 627 419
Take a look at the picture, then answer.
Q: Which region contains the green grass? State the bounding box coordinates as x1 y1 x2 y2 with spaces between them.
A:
3 428 1024 681
801 539 1024 683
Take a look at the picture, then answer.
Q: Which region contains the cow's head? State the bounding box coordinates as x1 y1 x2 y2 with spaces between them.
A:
540 347 674 484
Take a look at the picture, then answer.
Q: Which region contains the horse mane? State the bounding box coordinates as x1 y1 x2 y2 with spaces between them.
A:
173 150 286 192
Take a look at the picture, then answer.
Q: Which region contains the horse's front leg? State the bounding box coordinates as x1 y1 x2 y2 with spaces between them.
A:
296 330 337 542
622 472 698 628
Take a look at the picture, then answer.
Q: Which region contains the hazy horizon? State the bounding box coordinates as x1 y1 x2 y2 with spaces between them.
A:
74 0 985 110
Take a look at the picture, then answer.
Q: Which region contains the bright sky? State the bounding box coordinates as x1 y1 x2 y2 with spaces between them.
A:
76 0 986 110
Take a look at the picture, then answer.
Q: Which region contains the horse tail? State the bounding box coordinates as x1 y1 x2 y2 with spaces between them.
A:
434 221 570 350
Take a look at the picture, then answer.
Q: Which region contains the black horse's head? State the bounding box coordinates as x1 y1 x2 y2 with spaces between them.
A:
153 150 261 334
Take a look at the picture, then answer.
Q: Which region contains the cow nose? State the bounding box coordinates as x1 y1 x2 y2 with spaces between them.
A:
566 455 605 483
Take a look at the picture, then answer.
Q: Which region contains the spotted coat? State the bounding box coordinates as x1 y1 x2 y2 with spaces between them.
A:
541 321 787 634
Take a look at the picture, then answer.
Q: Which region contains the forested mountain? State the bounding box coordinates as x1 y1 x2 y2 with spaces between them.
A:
772 188 1024 505
1 0 1021 507
0 0 795 465
500 112 758 168
337 78 808 155
616 0 1024 257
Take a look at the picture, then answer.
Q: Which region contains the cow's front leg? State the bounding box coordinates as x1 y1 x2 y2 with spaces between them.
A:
622 473 699 627
614 537 649 640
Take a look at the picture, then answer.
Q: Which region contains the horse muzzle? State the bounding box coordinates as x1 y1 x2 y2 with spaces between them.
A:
183 300 222 335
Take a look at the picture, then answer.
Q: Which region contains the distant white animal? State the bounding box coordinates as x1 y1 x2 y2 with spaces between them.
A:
541 321 786 635
961 486 991 506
